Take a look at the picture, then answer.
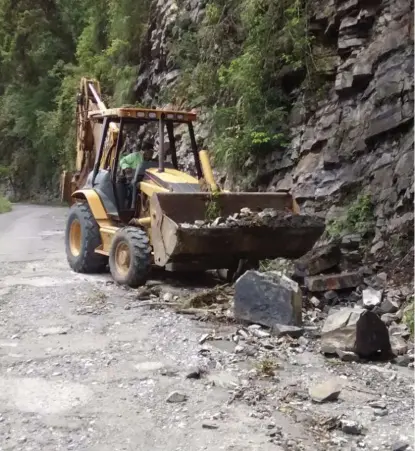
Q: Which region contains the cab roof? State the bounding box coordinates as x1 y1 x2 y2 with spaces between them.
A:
88 107 197 123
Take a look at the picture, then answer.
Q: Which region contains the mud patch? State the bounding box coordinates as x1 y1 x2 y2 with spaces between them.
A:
0 377 92 414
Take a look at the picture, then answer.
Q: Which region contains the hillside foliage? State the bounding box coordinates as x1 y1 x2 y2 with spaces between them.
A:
0 0 150 198
0 0 311 196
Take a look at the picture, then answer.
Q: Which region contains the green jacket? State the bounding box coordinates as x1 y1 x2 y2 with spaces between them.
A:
119 152 143 170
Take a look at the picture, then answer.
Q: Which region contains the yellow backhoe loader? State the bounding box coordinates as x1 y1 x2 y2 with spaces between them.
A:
61 78 325 287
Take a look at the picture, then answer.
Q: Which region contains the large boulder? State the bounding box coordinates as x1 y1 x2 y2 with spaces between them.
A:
321 307 392 358
234 271 302 328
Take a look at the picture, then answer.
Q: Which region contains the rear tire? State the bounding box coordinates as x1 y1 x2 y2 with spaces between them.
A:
65 202 108 273
109 227 152 288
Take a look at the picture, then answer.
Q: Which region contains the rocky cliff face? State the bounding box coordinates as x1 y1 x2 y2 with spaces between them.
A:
135 0 414 280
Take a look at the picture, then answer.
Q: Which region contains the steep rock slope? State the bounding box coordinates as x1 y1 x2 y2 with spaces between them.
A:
135 0 414 278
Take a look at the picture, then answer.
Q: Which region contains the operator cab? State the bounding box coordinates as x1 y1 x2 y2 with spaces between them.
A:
87 107 203 223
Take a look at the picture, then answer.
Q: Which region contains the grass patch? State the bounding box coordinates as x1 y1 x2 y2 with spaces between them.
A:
403 297 414 337
255 357 280 377
0 196 11 213
327 194 375 239
205 191 221 221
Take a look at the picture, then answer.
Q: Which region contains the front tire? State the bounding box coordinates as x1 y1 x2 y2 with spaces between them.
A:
109 227 152 288
65 202 108 273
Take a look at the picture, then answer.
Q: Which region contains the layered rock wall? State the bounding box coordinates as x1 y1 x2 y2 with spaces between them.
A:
135 0 414 273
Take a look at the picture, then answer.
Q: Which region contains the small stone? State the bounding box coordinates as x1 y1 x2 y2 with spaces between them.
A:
373 409 388 417
199 333 211 344
393 355 413 367
310 296 321 308
390 335 408 356
186 367 203 379
389 324 411 339
38 327 70 337
391 441 409 451
202 422 219 429
340 419 364 435
381 313 399 326
271 324 304 338
379 298 400 314
362 287 383 308
324 290 338 301
336 349 360 362
163 292 173 302
166 391 187 403
250 328 270 338
234 345 244 354
369 400 387 409
309 379 342 403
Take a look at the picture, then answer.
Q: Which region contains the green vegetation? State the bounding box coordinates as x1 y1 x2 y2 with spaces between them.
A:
327 194 375 239
403 297 414 337
205 191 221 221
0 0 316 196
169 0 313 181
0 0 151 198
0 195 11 213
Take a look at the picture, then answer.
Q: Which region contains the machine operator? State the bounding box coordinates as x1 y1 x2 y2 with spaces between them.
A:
119 140 154 177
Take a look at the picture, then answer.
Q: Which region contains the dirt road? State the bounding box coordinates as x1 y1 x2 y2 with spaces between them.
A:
0 205 413 451
0 205 282 451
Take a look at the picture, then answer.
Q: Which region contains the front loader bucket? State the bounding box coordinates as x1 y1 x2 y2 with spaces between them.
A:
150 192 325 268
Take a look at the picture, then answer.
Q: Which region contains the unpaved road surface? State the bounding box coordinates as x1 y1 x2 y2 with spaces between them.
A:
0 205 413 451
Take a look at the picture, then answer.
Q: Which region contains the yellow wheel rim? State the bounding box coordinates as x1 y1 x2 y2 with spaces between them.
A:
114 242 131 277
69 219 82 257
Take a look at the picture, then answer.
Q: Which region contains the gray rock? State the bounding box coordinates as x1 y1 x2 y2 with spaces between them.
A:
309 296 321 308
369 400 387 409
38 327 70 336
305 271 362 292
309 379 342 403
362 287 383 308
390 335 408 356
340 419 364 435
166 391 187 403
393 354 414 367
391 441 409 451
379 297 400 314
234 271 302 328
294 243 341 276
381 313 399 325
335 72 353 93
202 422 219 430
336 349 360 362
321 307 391 357
341 234 362 249
390 323 411 339
271 324 304 338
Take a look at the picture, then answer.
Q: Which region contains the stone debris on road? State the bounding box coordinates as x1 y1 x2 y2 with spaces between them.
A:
165 391 188 403
1 206 413 451
309 379 342 403
179 207 325 231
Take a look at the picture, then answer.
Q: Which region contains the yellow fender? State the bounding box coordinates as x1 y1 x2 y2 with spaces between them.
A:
72 190 109 221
